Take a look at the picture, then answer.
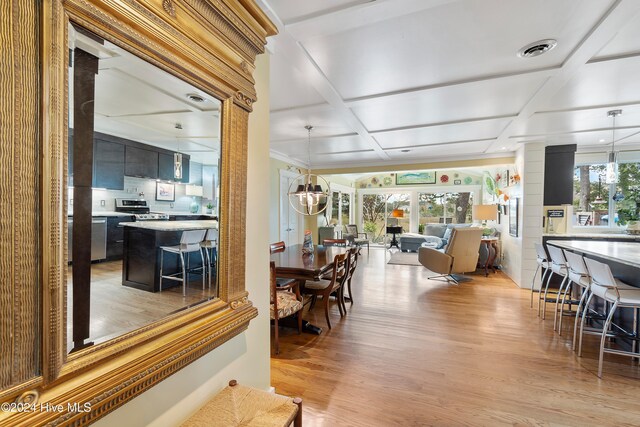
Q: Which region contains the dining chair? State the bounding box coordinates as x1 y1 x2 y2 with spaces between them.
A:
270 241 286 254
344 247 358 305
582 257 640 377
303 252 349 329
531 243 550 308
159 229 207 296
270 262 303 354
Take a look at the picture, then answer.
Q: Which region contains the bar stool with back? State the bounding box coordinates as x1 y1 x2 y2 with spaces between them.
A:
200 228 218 290
582 257 640 377
561 250 591 344
540 245 568 322
531 243 550 308
159 229 206 296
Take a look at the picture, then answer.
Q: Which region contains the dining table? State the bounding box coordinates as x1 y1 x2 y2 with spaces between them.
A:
270 244 348 334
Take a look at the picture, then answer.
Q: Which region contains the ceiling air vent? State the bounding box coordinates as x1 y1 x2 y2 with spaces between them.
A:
186 93 206 103
517 39 557 58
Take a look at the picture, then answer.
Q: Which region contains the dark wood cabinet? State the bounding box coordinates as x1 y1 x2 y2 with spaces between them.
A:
544 145 576 206
106 215 134 260
93 139 125 190
125 145 159 179
158 152 174 181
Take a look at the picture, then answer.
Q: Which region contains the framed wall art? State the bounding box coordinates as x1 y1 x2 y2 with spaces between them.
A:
509 197 519 237
156 182 175 201
396 172 436 185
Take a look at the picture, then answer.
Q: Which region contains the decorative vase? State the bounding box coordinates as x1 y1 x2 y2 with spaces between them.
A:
190 199 200 213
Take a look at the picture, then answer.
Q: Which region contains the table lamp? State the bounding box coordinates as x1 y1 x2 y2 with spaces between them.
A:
472 204 497 235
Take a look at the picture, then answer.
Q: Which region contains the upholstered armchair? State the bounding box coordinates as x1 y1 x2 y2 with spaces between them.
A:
418 228 483 284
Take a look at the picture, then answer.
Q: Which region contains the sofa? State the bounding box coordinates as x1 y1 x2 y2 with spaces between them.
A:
399 223 471 252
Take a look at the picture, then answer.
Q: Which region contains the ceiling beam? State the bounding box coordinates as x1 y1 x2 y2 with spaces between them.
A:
285 0 457 41
258 0 391 163
488 0 640 153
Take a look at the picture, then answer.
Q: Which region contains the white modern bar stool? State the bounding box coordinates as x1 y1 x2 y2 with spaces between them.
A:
540 244 568 322
200 228 218 290
159 229 206 296
531 243 550 308
582 257 640 378
562 250 591 346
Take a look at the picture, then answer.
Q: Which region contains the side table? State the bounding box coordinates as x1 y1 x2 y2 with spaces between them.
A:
480 238 499 277
386 225 403 249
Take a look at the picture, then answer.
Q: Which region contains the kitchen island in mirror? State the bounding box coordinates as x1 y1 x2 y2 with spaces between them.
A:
121 220 218 294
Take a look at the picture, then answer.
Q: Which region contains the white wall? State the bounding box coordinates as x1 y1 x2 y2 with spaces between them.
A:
499 143 545 288
93 52 272 427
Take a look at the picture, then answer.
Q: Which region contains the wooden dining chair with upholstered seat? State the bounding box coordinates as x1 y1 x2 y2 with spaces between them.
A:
303 252 349 329
270 261 303 354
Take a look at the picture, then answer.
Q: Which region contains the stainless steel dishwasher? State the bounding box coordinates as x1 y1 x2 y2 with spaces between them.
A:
67 216 107 262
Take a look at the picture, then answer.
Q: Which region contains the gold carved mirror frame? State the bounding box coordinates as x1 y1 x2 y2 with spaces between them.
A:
0 0 275 424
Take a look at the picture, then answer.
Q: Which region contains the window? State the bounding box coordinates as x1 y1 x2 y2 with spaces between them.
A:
573 162 640 227
419 192 473 228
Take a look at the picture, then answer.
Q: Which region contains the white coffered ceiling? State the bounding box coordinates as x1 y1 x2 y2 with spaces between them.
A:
258 0 640 169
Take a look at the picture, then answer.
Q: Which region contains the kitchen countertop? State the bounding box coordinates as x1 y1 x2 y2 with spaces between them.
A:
68 211 133 217
543 233 639 239
122 220 218 231
547 240 640 269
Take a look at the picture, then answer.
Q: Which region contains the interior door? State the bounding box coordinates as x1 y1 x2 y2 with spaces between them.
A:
280 174 301 246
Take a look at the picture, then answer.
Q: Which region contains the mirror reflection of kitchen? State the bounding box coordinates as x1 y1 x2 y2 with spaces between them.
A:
67 25 220 353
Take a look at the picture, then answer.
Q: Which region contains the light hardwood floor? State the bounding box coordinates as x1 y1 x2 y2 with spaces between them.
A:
271 248 640 426
67 261 215 351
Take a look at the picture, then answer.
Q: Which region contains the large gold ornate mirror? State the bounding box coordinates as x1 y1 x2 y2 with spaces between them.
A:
0 0 275 424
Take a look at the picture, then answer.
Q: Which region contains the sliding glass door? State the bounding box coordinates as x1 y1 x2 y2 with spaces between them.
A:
361 192 410 245
359 187 479 245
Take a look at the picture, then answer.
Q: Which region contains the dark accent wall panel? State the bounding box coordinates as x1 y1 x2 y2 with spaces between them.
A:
544 144 577 206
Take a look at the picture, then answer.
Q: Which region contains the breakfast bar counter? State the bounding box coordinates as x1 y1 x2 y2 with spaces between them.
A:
121 220 217 292
548 239 640 292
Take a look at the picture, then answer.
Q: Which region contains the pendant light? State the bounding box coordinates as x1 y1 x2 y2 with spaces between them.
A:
605 109 622 184
174 122 183 180
287 125 329 216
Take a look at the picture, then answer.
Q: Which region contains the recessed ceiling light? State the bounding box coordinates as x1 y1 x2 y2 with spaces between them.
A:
400 149 411 153
501 146 507 150
599 139 606 143
517 39 557 58
186 93 206 103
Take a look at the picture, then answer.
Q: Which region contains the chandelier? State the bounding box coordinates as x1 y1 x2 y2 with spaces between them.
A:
288 125 329 216
605 109 621 184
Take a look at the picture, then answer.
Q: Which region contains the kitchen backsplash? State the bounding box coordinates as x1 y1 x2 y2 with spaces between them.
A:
68 176 210 213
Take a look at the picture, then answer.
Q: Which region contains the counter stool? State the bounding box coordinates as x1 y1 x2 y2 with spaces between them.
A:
531 243 550 308
200 228 218 290
582 257 640 378
561 250 591 346
539 245 568 321
159 229 206 296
